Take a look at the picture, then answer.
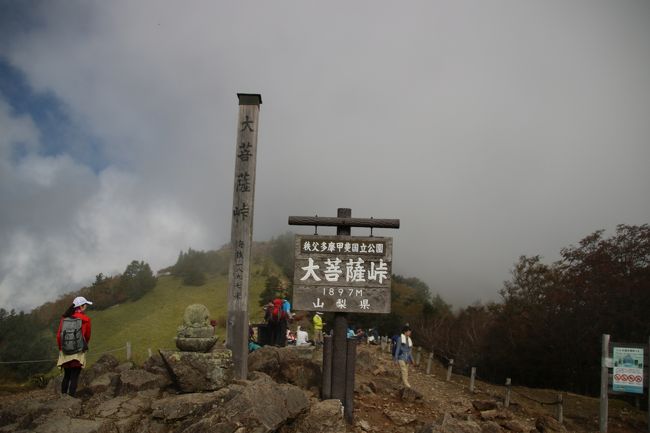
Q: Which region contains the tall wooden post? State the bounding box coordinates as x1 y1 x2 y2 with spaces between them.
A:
331 208 351 402
227 93 262 380
600 334 610 433
322 335 333 399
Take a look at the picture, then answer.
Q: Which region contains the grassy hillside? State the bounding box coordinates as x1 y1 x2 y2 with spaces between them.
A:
87 270 268 365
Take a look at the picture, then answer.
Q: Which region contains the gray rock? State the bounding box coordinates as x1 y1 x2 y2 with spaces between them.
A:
159 349 233 393
534 415 567 433
357 419 372 432
499 420 527 433
151 391 225 422
248 346 321 390
179 380 309 433
480 410 499 421
473 400 499 411
92 394 153 420
384 409 418 426
115 362 134 373
88 373 120 396
367 377 399 394
481 421 504 433
0 394 82 431
31 417 117 433
400 386 424 402
293 399 345 433
417 414 483 433
119 370 167 395
78 354 120 392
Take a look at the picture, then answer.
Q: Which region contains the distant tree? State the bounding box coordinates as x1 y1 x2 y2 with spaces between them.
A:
269 233 294 280
119 260 157 300
0 311 56 380
259 275 282 307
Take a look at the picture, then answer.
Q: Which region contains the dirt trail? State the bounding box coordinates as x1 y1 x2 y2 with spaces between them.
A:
350 344 647 433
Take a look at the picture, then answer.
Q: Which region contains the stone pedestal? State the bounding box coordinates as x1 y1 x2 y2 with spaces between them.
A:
160 349 233 393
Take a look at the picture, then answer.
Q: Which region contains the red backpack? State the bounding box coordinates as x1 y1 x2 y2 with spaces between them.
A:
270 298 286 323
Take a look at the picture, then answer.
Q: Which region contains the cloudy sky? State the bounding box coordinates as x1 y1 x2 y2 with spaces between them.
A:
0 1 648 311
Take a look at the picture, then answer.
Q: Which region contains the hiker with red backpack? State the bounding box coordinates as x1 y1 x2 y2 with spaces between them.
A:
56 296 92 397
267 295 289 346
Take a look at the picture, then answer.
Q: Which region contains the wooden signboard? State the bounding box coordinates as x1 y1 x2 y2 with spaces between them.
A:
292 235 392 313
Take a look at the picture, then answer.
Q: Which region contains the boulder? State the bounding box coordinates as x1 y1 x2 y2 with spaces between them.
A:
151 391 226 422
248 346 321 390
87 373 120 397
178 380 309 433
534 415 567 433
79 354 120 392
30 417 117 433
293 399 345 433
92 393 153 420
472 400 499 411
400 386 424 402
115 362 134 373
159 349 233 393
119 370 168 395
0 394 82 431
367 377 398 395
417 414 483 433
481 421 504 433
499 420 527 433
384 409 418 426
479 410 499 421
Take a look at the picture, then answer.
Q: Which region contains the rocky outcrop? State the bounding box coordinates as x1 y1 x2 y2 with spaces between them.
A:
291 399 345 433
248 345 321 391
176 374 310 433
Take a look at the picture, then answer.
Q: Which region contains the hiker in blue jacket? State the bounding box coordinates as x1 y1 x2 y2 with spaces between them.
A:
393 325 414 388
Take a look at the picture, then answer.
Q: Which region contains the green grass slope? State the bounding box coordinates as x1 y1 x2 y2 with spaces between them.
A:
87 270 268 365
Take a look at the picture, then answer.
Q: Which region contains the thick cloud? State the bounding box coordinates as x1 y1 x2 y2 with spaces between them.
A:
0 1 649 311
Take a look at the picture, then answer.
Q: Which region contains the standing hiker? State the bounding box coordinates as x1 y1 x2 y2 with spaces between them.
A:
56 296 92 397
312 311 324 345
268 296 288 346
393 325 414 388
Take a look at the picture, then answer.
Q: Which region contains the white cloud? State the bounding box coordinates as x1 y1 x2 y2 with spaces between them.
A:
1 1 649 310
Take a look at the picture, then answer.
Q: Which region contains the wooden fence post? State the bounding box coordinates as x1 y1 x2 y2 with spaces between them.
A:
556 393 564 424
415 347 422 366
505 378 511 408
126 342 132 361
600 334 610 433
426 351 433 375
469 367 476 392
447 359 454 382
148 348 152 358
380 337 385 352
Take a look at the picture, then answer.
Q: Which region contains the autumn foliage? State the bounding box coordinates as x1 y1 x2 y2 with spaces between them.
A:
413 224 650 395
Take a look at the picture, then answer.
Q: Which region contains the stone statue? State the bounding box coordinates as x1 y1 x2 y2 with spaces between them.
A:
175 304 218 352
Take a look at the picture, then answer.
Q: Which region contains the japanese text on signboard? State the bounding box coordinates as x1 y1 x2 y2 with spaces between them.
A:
293 235 392 314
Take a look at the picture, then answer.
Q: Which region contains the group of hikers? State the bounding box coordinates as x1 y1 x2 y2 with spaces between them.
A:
54 290 416 398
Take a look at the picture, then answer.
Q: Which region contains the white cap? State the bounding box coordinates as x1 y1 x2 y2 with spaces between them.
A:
315 311 322 315
73 296 93 308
